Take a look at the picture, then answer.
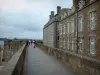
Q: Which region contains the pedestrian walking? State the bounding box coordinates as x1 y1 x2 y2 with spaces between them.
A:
28 40 31 45
33 40 36 48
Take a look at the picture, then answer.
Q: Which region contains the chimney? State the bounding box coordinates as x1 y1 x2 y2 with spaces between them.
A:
49 11 54 20
73 0 79 6
57 6 61 14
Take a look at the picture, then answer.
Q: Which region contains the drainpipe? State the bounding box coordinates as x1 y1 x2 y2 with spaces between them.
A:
76 6 79 54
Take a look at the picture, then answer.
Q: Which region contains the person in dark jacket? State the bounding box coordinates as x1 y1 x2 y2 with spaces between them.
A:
33 40 36 48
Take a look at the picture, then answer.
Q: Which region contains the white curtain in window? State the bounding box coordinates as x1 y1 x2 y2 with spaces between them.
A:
90 37 95 55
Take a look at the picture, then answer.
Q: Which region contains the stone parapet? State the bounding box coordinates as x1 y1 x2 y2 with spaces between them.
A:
37 43 100 75
0 46 3 65
0 43 27 75
3 40 26 62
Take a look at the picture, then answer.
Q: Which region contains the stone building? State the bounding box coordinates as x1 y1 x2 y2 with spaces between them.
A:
69 0 100 58
43 6 61 48
43 0 100 58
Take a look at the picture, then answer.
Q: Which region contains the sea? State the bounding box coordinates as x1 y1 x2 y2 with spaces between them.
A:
0 40 4 45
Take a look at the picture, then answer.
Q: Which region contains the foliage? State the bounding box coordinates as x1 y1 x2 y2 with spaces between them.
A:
36 40 43 44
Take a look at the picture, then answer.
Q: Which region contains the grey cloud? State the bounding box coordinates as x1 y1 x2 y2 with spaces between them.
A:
0 0 72 39
0 11 43 39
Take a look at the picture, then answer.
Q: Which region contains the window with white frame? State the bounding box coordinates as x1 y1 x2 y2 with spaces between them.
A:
89 11 96 30
78 38 84 53
78 16 83 32
90 37 95 55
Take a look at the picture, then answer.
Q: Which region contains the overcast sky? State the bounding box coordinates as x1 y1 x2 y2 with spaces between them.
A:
0 0 72 39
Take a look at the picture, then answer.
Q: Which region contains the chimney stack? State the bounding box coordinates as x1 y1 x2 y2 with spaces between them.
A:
73 0 79 6
49 11 54 20
57 6 61 14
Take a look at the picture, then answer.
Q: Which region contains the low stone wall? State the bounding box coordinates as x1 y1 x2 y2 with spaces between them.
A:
0 43 27 75
0 46 4 65
3 40 26 62
37 43 100 75
0 50 3 65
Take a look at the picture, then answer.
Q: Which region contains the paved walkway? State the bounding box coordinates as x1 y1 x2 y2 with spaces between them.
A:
27 45 75 75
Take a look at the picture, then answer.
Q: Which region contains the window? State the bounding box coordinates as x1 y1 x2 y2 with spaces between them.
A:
90 37 95 55
71 6 75 13
60 24 62 35
89 11 96 30
57 36 59 41
67 22 69 34
78 38 84 53
61 15 63 20
64 41 66 49
69 22 71 34
71 19 74 33
64 12 66 18
67 40 69 50
78 16 83 32
63 24 66 34
72 40 74 51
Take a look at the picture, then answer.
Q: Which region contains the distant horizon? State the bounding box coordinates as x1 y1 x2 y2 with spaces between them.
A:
0 37 43 40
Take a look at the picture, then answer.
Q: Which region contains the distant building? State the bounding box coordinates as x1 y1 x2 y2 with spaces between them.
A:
43 7 60 48
43 0 100 58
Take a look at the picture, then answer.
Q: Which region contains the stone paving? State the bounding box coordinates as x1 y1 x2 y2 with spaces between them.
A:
27 45 75 75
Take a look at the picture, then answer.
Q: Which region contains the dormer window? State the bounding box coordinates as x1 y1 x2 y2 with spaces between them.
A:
79 0 85 9
71 6 75 13
66 12 68 16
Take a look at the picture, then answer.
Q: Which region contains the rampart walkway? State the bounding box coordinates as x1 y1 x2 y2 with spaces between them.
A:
27 45 75 75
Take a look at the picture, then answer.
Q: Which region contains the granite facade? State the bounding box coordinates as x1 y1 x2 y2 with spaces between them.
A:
43 0 100 57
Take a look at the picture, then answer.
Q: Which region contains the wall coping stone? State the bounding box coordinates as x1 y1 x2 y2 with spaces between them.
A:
0 43 26 75
39 43 100 65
